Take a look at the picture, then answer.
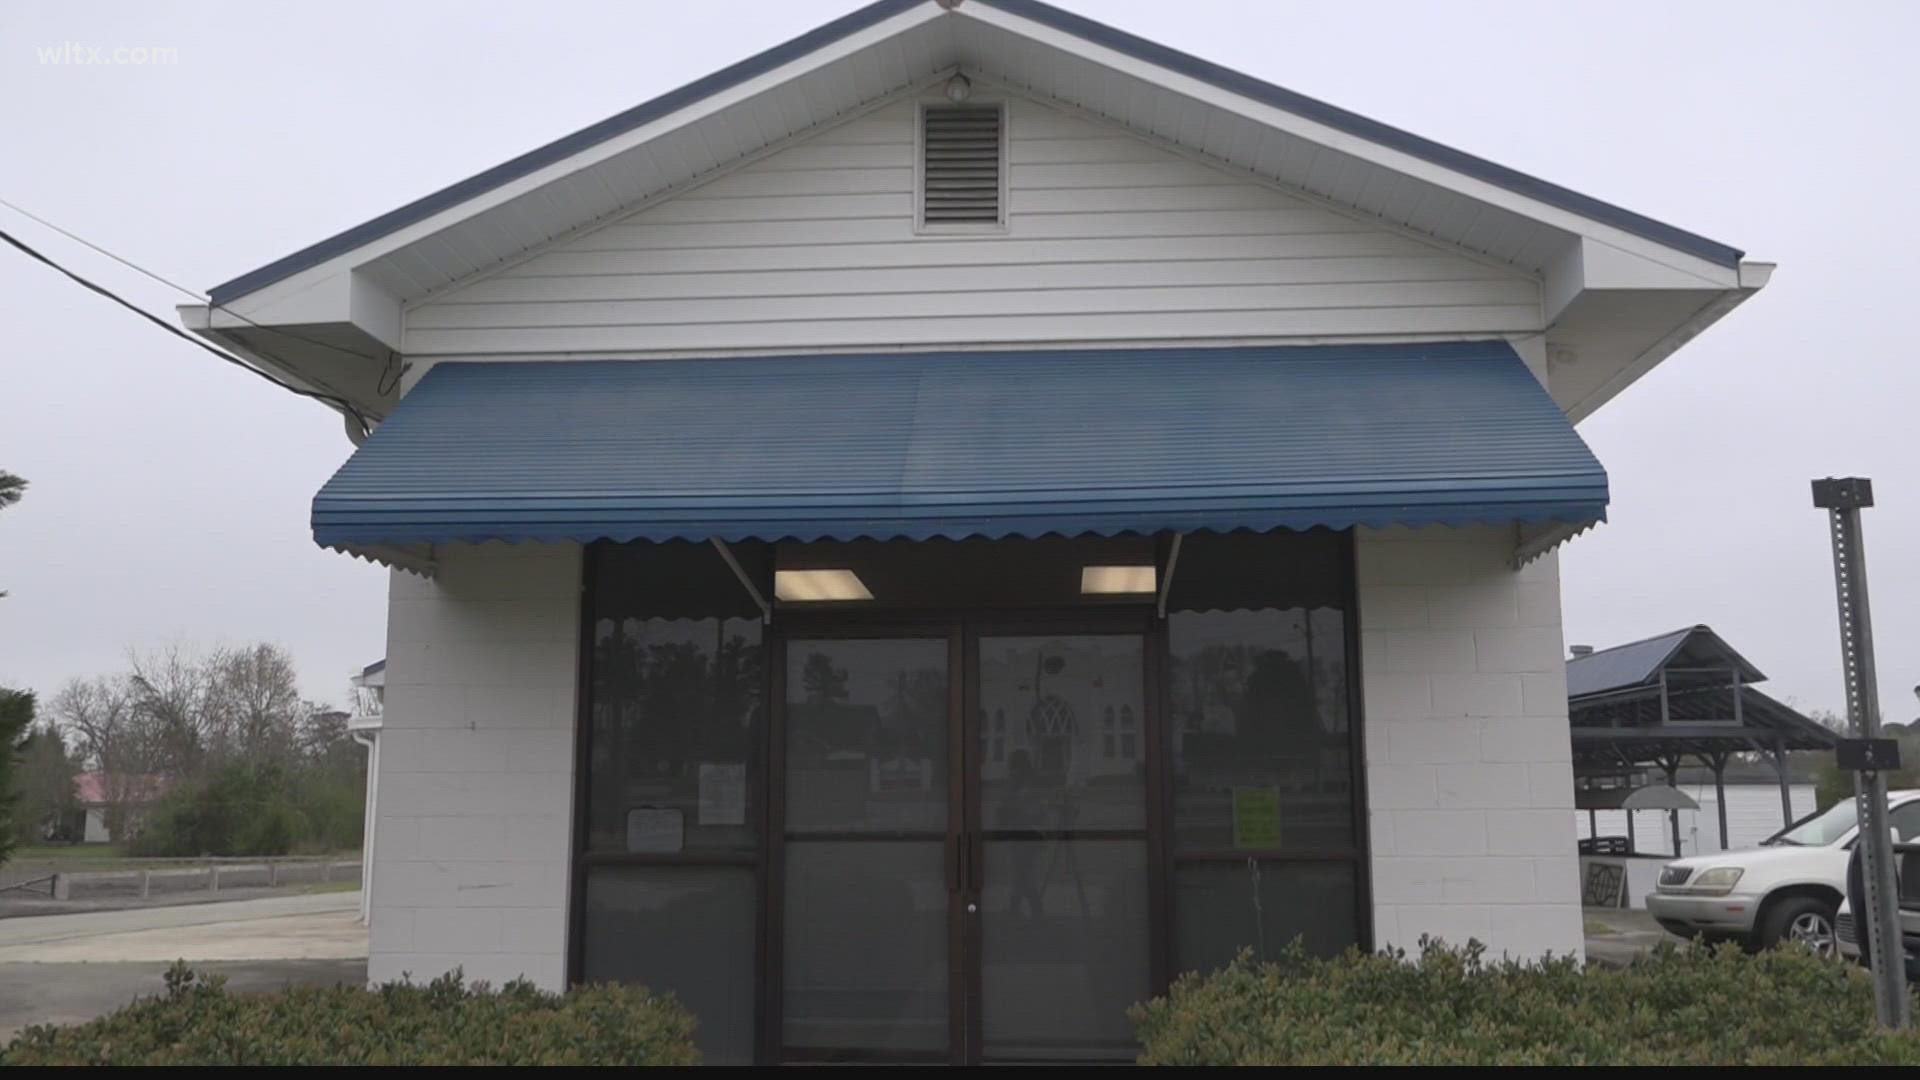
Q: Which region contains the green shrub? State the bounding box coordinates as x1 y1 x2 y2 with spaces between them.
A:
287 767 366 851
1 964 701 1066
240 794 307 856
130 762 352 857
1131 939 1920 1066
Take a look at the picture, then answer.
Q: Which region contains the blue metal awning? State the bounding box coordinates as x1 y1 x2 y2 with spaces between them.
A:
312 342 1607 555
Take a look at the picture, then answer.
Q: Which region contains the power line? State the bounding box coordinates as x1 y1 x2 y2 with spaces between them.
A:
0 196 390 366
0 195 203 300
0 226 370 437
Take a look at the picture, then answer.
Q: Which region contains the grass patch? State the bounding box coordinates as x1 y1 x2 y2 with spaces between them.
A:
11 844 129 862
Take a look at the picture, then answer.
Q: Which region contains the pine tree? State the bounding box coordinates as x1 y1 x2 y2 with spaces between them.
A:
0 470 22 598
0 689 35 866
13 722 77 845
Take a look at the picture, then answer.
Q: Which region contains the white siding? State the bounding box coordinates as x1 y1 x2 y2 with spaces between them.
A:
369 543 581 990
1576 784 1816 858
406 95 1539 357
1358 526 1583 961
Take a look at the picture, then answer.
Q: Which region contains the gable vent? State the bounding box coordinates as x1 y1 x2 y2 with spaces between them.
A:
921 105 1003 226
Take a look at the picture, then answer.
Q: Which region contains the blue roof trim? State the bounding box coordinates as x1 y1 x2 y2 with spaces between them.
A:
207 0 924 305
311 341 1609 551
978 0 1742 268
211 0 1740 307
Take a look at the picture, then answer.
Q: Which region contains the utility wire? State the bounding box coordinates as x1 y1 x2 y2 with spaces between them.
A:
0 195 203 301
0 226 371 437
0 195 390 366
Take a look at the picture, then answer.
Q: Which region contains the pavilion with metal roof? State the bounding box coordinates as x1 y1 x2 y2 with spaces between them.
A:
1568 625 1838 853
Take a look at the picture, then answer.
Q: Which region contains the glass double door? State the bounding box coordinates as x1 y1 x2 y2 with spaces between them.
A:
777 623 1152 1064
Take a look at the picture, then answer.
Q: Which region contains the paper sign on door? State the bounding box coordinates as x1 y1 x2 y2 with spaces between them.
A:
698 762 747 826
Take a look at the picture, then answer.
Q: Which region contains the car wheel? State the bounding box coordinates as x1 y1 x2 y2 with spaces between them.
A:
1760 896 1837 957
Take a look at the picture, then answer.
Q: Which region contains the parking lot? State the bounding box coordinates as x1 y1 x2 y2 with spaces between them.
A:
0 892 367 1040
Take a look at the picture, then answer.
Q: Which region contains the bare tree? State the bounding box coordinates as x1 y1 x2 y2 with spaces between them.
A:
127 646 211 775
300 704 355 768
50 676 156 841
205 644 304 765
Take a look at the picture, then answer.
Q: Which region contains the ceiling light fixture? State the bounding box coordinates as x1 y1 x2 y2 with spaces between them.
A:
944 74 972 103
775 569 874 602
1080 565 1157 595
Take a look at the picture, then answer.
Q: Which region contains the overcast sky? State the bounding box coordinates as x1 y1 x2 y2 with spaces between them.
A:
1 0 1914 722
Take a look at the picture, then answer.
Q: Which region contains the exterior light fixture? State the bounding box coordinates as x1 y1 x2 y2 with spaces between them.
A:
944 74 972 103
775 569 874 602
1080 565 1156 595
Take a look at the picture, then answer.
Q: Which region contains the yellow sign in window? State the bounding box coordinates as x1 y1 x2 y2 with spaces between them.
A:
1232 787 1281 850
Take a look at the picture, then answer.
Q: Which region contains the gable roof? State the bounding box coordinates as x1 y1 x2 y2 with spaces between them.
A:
1565 624 1766 700
73 772 169 806
209 0 923 305
208 0 1740 307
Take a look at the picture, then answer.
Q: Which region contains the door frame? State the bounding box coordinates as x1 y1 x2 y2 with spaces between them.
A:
960 614 1164 1064
766 609 1160 1065
763 619 965 1064
566 535 1374 1066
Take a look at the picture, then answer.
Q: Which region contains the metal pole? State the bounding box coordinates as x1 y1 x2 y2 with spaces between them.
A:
1155 532 1183 619
1814 476 1907 1028
1772 739 1794 828
1712 754 1730 852
709 538 772 624
1665 760 1682 856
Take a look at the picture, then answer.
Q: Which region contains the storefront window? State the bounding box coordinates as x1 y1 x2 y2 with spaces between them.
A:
571 531 1365 1060
1168 607 1353 852
1164 530 1360 973
578 541 769 1064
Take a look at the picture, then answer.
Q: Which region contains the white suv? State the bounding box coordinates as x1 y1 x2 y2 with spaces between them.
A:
1645 790 1920 955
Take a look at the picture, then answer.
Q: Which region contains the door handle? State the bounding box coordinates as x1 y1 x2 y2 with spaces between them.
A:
948 833 980 893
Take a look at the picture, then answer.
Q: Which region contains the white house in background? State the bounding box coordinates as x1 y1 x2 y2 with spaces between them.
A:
73 772 168 844
177 0 1770 1064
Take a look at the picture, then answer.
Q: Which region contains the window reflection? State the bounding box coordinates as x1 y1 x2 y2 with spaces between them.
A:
1175 861 1357 972
978 636 1146 832
587 615 765 853
786 639 948 835
1169 608 1353 852
584 867 757 1063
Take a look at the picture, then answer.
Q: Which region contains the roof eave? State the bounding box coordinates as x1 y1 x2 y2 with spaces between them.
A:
201 0 1748 310
206 0 931 306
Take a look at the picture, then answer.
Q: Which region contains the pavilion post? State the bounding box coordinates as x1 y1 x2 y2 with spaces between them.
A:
1709 751 1730 851
1626 808 1637 853
1663 759 1682 856
1771 738 1793 828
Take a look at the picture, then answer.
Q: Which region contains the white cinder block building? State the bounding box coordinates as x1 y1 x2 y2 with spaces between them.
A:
179 0 1769 1064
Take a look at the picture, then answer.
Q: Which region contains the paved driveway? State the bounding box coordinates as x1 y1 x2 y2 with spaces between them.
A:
1584 906 1675 967
0 892 368 1041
